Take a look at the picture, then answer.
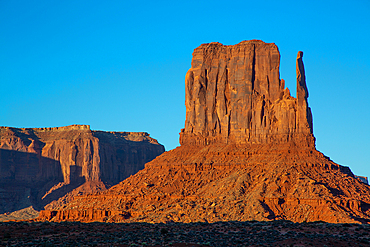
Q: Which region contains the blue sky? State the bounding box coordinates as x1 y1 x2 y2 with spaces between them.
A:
1 1 369 177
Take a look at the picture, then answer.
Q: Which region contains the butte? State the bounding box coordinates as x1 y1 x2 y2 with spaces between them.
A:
39 40 370 223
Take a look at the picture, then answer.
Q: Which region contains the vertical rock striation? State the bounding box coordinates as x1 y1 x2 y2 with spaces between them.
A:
180 40 314 147
0 125 164 213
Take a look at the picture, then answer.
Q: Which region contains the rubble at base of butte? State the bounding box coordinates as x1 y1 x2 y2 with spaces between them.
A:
38 40 370 224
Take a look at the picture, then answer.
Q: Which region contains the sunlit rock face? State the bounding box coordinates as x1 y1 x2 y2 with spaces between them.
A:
37 41 370 224
0 125 164 213
181 40 314 147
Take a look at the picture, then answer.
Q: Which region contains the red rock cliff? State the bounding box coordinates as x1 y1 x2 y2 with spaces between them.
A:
0 125 164 213
180 40 314 146
36 41 370 224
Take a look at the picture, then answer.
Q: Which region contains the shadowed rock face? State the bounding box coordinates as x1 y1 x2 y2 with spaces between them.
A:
37 41 370 224
0 125 164 214
181 40 314 146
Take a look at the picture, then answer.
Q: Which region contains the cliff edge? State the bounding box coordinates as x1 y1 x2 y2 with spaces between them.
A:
0 125 164 216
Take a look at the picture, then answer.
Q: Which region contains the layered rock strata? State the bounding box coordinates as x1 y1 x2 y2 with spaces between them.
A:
180 40 314 147
37 41 370 224
0 125 164 214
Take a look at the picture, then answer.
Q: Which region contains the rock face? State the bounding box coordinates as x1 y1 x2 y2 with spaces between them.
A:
180 40 314 147
0 125 164 214
37 41 370 224
39 144 370 224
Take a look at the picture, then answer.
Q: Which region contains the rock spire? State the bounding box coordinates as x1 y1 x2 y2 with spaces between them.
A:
296 51 313 134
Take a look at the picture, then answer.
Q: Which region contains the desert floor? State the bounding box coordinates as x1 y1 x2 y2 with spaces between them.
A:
1 220 369 246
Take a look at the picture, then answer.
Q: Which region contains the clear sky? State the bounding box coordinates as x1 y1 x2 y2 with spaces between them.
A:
1 1 369 177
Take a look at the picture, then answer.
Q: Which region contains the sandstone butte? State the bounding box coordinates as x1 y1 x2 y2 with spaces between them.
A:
0 125 164 215
38 40 370 224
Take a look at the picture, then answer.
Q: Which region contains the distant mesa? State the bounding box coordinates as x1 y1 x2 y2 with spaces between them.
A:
32 40 370 224
0 125 164 219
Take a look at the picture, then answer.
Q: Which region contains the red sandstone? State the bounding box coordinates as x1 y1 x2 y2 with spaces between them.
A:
37 41 370 224
0 125 164 214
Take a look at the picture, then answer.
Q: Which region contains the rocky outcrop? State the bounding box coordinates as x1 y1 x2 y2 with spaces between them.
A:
37 41 370 224
0 125 164 214
180 40 314 147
